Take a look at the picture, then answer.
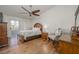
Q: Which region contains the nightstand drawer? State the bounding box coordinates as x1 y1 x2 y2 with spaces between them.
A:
41 32 48 40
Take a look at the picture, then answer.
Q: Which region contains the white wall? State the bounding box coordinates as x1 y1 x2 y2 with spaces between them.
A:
3 15 32 37
32 5 77 34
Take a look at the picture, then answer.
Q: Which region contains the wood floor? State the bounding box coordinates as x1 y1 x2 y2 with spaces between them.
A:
0 38 57 54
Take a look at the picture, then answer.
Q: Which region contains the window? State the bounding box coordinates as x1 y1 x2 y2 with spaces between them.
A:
10 20 19 30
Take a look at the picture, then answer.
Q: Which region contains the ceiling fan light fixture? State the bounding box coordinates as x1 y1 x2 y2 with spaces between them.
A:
21 5 40 16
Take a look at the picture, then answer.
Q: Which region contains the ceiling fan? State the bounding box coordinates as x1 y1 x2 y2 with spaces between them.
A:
21 5 40 16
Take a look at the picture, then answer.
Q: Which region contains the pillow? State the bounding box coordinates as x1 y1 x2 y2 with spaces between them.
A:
32 28 40 31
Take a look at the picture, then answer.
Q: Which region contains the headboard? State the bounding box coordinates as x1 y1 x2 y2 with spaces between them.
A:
34 23 43 32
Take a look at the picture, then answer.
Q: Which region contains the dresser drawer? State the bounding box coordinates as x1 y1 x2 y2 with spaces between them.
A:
41 32 48 40
0 37 8 45
0 33 7 36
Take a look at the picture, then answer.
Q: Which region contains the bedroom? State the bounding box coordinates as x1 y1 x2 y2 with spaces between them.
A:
0 5 79 54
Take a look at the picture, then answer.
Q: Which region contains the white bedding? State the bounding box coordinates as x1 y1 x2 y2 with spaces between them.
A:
19 28 41 40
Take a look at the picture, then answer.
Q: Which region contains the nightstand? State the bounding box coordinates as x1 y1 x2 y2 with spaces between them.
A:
41 32 48 41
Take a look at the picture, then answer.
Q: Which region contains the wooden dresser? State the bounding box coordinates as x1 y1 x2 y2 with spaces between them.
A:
71 33 79 45
0 22 8 48
57 40 79 54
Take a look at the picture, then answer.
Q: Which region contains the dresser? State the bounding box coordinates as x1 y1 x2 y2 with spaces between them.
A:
57 40 79 54
0 22 8 47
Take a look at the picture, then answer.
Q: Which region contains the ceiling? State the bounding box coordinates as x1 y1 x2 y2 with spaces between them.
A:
0 5 55 19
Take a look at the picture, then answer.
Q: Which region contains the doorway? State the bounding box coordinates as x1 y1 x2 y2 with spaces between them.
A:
10 20 19 47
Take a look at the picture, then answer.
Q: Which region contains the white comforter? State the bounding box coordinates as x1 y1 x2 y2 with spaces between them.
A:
19 29 41 40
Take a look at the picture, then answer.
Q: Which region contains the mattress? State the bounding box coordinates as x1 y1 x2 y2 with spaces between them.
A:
19 29 41 40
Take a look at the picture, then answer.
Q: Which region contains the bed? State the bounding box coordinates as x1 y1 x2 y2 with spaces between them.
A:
18 23 43 43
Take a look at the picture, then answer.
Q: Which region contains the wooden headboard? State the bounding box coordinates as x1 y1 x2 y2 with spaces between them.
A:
34 23 43 32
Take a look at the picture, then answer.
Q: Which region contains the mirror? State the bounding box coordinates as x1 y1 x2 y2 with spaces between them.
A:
77 12 79 27
72 5 79 32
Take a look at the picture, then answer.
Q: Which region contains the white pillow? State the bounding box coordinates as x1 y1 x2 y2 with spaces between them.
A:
33 28 40 31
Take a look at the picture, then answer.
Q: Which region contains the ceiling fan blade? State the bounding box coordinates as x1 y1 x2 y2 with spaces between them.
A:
21 6 32 16
33 13 40 16
21 6 30 14
32 10 40 13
